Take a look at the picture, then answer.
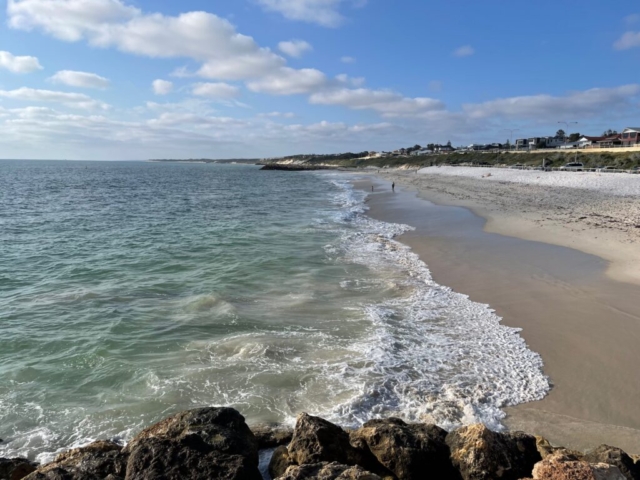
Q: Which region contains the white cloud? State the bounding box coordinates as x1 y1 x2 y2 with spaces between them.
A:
247 67 328 95
8 0 286 81
256 0 365 27
49 70 110 89
191 82 240 98
463 84 640 120
148 112 248 128
278 40 313 58
341 56 355 64
614 31 640 50
336 74 365 87
453 45 475 57
258 111 296 118
0 87 109 109
0 50 43 73
152 79 173 95
309 88 445 117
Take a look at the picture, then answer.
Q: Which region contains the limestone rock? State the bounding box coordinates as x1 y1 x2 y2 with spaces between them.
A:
285 414 390 478
23 440 125 480
445 424 540 480
123 407 261 480
584 445 640 480
276 462 381 480
527 452 626 480
535 437 584 461
350 418 461 480
269 446 293 480
0 457 38 480
251 424 293 449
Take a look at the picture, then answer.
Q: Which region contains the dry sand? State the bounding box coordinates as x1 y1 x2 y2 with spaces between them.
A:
356 171 640 453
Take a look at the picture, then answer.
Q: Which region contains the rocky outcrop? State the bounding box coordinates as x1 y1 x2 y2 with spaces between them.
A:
525 452 626 480
123 407 261 480
18 408 260 480
8 409 640 480
22 440 125 480
350 418 460 480
271 414 391 479
277 462 381 480
250 424 293 449
260 164 334 171
445 424 541 480
0 458 38 480
583 445 640 480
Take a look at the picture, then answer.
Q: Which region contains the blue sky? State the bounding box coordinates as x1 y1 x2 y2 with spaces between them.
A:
1 0 639 160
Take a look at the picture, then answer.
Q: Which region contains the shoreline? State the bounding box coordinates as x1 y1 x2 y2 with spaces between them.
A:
354 172 640 453
378 167 640 287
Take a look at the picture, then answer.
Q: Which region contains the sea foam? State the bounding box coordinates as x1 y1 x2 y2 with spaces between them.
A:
318 175 549 431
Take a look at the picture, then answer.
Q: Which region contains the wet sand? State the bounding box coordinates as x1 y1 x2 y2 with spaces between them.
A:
356 176 640 453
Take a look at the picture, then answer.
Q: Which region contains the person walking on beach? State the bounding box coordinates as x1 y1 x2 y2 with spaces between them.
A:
392 182 395 192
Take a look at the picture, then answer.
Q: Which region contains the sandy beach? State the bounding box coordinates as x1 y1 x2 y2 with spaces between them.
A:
357 168 640 453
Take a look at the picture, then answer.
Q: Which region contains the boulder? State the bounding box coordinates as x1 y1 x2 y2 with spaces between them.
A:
269 446 293 480
285 414 390 478
123 407 261 480
250 424 294 449
584 445 640 480
0 457 38 480
526 452 626 480
350 418 461 480
445 424 541 480
276 462 381 480
22 440 126 480
535 437 584 461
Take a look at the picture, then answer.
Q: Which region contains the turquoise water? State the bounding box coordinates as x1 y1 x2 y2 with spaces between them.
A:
0 161 548 462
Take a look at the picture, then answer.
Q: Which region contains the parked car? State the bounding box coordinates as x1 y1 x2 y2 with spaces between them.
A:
629 166 640 174
510 164 525 169
559 162 584 172
597 166 617 173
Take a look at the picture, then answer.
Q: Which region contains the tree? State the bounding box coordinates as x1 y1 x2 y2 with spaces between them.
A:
568 132 581 142
447 140 452 147
505 139 511 148
556 129 566 139
603 129 618 136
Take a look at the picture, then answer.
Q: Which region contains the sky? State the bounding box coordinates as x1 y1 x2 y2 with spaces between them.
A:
0 0 639 160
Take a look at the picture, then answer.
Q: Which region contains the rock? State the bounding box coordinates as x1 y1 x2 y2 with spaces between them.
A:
350 418 461 480
285 414 390 478
445 424 541 480
535 437 584 461
269 446 293 480
22 441 125 480
584 445 640 480
276 462 381 480
0 457 39 480
251 424 293 449
123 407 261 480
527 452 626 480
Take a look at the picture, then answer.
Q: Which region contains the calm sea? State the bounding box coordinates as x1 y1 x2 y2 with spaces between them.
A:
0 160 548 462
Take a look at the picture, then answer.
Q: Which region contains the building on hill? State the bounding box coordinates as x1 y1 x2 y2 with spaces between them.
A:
621 127 640 146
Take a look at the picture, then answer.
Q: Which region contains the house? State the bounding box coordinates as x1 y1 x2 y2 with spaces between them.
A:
514 138 529 150
578 136 606 148
435 145 455 153
621 127 640 147
527 136 565 149
597 134 622 148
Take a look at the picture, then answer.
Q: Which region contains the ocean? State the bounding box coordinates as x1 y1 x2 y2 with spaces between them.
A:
0 160 548 463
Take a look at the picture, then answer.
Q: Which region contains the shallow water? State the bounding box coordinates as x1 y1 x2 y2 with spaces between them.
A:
0 161 548 462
